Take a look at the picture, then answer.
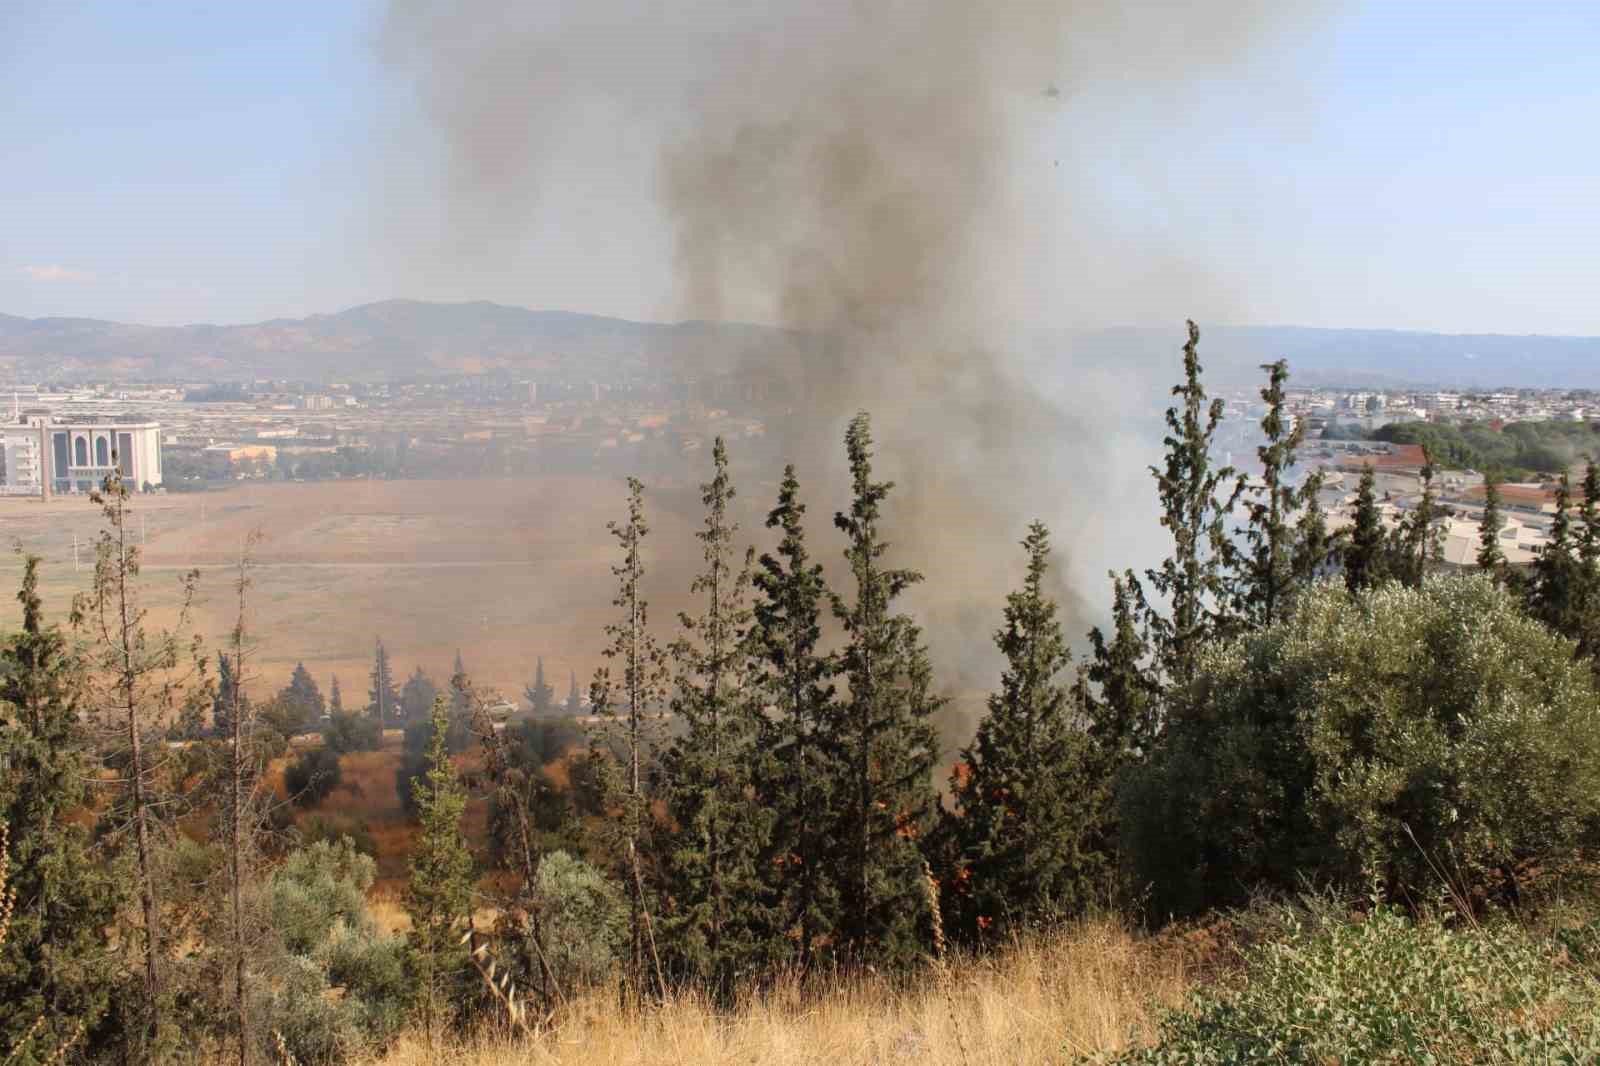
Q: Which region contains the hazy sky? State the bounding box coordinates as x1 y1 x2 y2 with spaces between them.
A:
3 1 1599 335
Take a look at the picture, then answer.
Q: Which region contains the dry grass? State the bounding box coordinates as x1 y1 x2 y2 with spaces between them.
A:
362 921 1187 1066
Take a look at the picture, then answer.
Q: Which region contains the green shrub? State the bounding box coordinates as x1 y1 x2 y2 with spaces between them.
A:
533 850 627 989
285 745 343 807
324 710 381 755
1108 906 1600 1064
1124 576 1600 918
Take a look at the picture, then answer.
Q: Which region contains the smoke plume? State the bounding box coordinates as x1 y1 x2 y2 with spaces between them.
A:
376 1 1327 691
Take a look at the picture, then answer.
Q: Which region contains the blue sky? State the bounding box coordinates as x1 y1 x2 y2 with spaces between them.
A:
4 1 1599 335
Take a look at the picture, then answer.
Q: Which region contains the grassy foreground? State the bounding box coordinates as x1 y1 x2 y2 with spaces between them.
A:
363 921 1191 1066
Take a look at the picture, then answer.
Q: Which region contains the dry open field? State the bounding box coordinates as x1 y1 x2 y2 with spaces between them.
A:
0 477 721 705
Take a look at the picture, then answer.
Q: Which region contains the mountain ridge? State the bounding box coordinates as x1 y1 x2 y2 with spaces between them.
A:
3 299 1599 387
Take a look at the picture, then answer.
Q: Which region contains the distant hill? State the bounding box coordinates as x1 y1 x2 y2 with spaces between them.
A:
2 299 1598 387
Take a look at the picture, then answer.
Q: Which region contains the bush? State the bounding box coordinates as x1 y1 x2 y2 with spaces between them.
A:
1124 576 1600 918
285 746 343 808
262 839 410 1062
533 850 627 990
324 710 381 755
1111 906 1600 1064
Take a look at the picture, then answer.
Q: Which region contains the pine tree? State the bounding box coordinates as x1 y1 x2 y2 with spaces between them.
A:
1345 465 1387 594
949 523 1102 941
74 463 200 1058
405 696 475 1041
829 412 942 967
564 671 582 716
281 661 325 720
588 477 670 1000
1528 471 1579 636
750 464 838 968
1393 452 1443 588
1143 321 1239 689
1234 359 1306 627
1086 570 1160 764
450 650 470 716
660 438 772 995
1478 475 1507 575
0 556 122 1057
525 657 555 716
1291 469 1337 585
1575 461 1600 657
401 667 441 723
369 639 399 727
329 674 344 714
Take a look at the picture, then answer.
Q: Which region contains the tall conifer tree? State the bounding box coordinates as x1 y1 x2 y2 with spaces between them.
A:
1142 321 1239 689
1478 475 1508 575
829 412 942 966
1528 471 1579 635
660 438 771 994
750 465 839 967
1345 465 1387 594
369 639 399 726
0 557 121 1057
949 523 1101 940
1234 359 1307 627
589 477 670 1000
405 696 475 1040
525 657 555 716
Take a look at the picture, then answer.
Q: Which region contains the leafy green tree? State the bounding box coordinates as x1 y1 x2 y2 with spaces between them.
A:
1142 321 1239 690
323 709 381 755
404 696 475 1039
828 412 943 967
1344 465 1388 594
399 666 440 724
947 523 1103 941
0 556 123 1060
587 477 670 1000
659 438 772 994
525 657 555 716
368 639 400 727
1477 475 1507 575
1123 576 1600 918
750 465 839 967
1233 360 1308 627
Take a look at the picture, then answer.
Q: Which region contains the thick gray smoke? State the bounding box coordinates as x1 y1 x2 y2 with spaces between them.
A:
377 1 1327 695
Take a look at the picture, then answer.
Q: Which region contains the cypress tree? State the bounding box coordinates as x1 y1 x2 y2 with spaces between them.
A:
750 465 838 968
1478 475 1507 575
329 674 344 714
281 661 324 720
1234 359 1306 627
1086 570 1160 764
829 412 942 967
1143 321 1239 688
1393 452 1443 588
1575 461 1600 657
1345 465 1387 594
405 695 475 1040
564 671 582 716
588 477 670 1000
212 650 248 738
525 657 555 716
0 556 122 1057
400 667 440 723
450 649 470 716
660 438 772 995
369 639 399 727
1291 469 1337 586
1528 471 1579 636
948 523 1101 941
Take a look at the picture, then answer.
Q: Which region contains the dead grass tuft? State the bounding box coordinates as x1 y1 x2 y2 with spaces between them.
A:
360 920 1186 1066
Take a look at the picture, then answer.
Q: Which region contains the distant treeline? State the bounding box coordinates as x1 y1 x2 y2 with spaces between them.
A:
1326 417 1600 478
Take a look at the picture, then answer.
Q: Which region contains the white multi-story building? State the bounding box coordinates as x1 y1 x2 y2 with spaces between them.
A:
0 419 163 495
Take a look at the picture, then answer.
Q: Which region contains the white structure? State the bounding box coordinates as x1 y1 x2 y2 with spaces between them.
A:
1 419 163 495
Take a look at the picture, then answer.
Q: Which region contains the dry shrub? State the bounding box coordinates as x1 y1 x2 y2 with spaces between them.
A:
359 920 1187 1066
